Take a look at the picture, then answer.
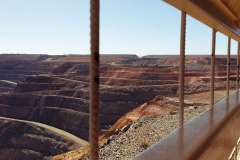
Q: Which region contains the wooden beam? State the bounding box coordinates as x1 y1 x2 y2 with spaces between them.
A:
211 0 238 22
164 0 240 42
134 91 240 160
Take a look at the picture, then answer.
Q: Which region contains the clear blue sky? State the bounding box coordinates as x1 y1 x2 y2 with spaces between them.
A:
0 0 238 56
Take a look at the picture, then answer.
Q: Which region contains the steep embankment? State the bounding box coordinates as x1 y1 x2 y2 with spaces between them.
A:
52 93 210 160
0 117 87 160
53 90 235 160
0 54 238 160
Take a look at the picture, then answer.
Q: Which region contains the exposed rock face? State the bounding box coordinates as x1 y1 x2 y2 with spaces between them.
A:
0 93 90 139
0 54 238 160
0 84 178 140
0 118 84 160
0 55 52 82
1 55 237 140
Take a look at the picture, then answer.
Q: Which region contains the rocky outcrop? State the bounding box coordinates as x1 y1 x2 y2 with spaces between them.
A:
0 54 238 160
0 118 85 160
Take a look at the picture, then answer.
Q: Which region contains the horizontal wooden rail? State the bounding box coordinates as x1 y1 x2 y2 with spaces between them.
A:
164 0 240 42
134 91 240 160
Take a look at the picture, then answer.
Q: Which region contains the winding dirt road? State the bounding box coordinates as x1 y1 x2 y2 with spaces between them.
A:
0 116 88 146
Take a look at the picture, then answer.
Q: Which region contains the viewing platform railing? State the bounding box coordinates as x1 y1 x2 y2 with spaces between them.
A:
135 91 240 160
88 0 240 160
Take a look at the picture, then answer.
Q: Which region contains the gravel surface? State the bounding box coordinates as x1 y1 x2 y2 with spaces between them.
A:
89 104 209 160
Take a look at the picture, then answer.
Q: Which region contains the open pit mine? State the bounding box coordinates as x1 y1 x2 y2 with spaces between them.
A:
0 54 237 160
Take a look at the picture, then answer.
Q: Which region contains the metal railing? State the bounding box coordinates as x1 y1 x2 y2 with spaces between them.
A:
179 11 186 127
210 29 216 108
89 0 100 159
88 1 240 160
227 36 231 97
